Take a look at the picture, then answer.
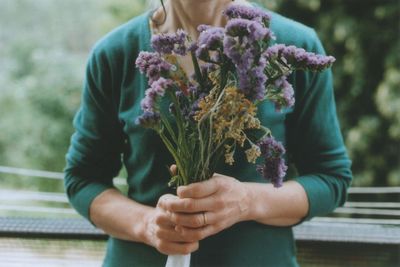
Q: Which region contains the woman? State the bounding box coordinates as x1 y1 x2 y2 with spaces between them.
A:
64 0 352 266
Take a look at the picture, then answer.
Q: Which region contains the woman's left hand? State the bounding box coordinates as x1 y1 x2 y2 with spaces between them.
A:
158 172 252 242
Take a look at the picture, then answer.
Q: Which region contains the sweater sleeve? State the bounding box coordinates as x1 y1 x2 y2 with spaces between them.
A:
287 31 353 221
64 46 124 223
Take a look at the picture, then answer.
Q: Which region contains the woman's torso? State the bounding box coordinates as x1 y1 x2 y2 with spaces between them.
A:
93 5 318 266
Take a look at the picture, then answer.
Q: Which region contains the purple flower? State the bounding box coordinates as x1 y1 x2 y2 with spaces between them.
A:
223 36 244 65
225 18 273 42
197 24 212 32
135 111 161 128
140 95 154 112
224 35 258 69
271 76 295 111
198 26 225 50
224 4 271 26
223 26 269 100
188 93 207 120
195 26 225 61
188 42 199 53
151 29 188 55
257 136 287 188
264 44 286 58
135 52 172 84
236 56 268 100
221 17 275 101
141 78 174 112
265 44 336 71
306 55 336 71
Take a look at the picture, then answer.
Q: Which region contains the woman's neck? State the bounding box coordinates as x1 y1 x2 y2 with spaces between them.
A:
154 0 249 39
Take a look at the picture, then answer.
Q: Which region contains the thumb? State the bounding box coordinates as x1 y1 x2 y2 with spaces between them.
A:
169 164 177 175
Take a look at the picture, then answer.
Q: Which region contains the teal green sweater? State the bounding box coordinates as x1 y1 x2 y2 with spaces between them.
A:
64 6 352 267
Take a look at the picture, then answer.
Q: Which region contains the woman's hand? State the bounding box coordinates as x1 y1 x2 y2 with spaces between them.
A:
158 173 253 242
143 194 200 255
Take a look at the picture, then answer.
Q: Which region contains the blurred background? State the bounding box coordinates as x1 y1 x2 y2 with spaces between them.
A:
0 0 399 190
0 0 399 266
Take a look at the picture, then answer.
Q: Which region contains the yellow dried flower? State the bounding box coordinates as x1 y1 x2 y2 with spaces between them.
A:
195 86 261 153
208 69 221 87
225 151 235 165
212 87 259 144
245 144 261 163
194 88 218 121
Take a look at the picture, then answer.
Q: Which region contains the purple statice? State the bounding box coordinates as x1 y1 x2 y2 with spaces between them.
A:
236 56 268 100
224 20 268 101
225 18 273 42
151 29 188 56
135 111 161 128
197 24 212 32
135 52 172 84
271 76 295 111
184 81 208 120
306 54 336 71
223 36 253 69
140 78 174 112
188 42 199 53
265 44 336 71
264 44 286 58
188 93 207 121
223 18 274 70
223 18 275 100
224 4 271 26
257 136 287 188
224 21 262 69
195 26 225 61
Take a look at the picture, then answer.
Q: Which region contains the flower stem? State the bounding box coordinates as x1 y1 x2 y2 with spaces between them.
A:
158 129 189 185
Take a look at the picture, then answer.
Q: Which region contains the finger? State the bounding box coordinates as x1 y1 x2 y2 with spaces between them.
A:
154 226 190 242
200 211 222 226
163 196 221 213
177 178 219 199
176 224 217 242
157 194 179 210
169 212 206 228
154 210 175 227
169 164 177 175
170 211 221 228
158 194 179 204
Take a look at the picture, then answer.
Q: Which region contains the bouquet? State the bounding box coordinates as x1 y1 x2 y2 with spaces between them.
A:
135 4 335 267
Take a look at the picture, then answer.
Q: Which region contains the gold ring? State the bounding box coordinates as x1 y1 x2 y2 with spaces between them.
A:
202 212 207 226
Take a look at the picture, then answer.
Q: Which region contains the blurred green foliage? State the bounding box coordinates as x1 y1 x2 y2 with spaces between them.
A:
257 0 400 186
0 0 398 191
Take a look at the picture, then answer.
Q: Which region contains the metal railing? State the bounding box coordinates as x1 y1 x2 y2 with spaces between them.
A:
1 165 399 267
1 165 400 228
0 165 127 185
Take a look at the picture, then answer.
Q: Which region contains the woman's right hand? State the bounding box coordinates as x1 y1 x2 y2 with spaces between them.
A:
143 194 200 255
